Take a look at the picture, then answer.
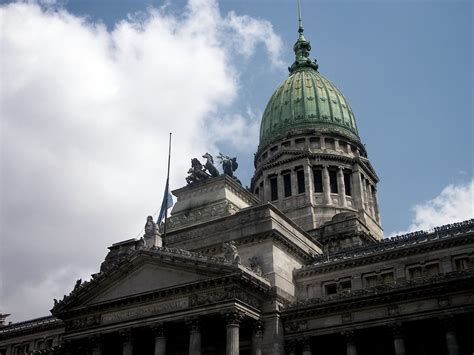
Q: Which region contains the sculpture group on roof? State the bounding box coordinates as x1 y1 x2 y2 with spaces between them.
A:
186 152 240 185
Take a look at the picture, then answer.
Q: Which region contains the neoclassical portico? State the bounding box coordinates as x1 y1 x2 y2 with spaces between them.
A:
52 244 272 355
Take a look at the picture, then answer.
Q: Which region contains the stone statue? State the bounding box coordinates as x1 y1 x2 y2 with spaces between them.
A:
223 241 241 265
143 216 162 248
218 153 240 184
202 153 220 177
248 256 263 276
186 158 210 184
73 279 82 291
144 216 157 237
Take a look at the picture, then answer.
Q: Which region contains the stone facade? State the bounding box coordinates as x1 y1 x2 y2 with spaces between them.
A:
1 14 473 355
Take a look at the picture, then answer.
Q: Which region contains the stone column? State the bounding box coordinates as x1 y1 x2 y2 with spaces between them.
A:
343 331 357 355
120 329 133 355
284 339 296 355
441 317 460 355
264 175 271 202
224 311 244 355
337 167 347 207
152 323 166 355
88 335 102 355
351 167 365 210
362 179 369 212
187 318 201 355
321 136 326 150
372 187 381 223
367 182 375 217
322 165 332 205
251 321 264 355
304 162 315 205
389 323 406 355
302 337 312 355
278 172 285 201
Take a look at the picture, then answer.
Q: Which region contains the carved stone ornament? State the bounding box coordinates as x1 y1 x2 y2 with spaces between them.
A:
342 330 356 344
248 256 263 276
119 328 133 343
388 323 404 339
186 317 201 332
223 241 241 265
284 320 308 333
223 310 245 326
151 323 166 338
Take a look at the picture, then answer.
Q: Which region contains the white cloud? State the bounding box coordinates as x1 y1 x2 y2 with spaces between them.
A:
0 0 281 321
388 179 474 237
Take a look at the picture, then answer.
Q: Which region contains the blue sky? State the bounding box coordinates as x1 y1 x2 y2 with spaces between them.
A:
0 0 472 321
64 0 473 233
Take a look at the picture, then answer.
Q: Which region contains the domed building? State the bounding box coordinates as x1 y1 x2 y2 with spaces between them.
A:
1 11 473 355
252 21 382 248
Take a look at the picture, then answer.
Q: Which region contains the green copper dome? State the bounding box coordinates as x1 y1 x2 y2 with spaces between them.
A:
259 20 360 150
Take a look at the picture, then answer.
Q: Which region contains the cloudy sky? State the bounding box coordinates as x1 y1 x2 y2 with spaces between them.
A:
0 0 472 322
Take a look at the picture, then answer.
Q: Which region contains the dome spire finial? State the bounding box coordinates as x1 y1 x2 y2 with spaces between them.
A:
289 0 319 74
297 0 304 36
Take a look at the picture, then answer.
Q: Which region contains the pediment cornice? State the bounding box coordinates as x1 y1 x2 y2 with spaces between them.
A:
51 246 270 317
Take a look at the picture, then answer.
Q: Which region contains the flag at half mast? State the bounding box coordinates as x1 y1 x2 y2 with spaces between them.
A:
157 179 173 224
157 132 173 227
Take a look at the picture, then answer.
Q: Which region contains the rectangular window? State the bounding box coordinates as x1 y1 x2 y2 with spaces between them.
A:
364 275 378 287
381 272 394 284
313 169 323 192
329 170 338 193
283 173 292 197
325 283 337 295
344 172 352 196
270 176 278 201
426 263 439 277
297 169 305 193
408 266 422 279
454 257 469 271
340 280 352 290
325 138 335 150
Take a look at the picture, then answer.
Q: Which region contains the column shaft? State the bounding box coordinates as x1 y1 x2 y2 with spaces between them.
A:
347 343 357 355
352 168 365 209
322 165 331 204
343 331 357 355
304 164 314 205
337 167 347 207
445 330 460 355
251 321 264 355
154 337 166 355
263 175 270 201
394 338 406 355
188 319 201 355
152 323 166 355
122 342 133 355
189 331 201 355
226 324 239 355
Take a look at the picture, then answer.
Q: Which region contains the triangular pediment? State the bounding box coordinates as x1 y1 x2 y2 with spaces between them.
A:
86 262 211 305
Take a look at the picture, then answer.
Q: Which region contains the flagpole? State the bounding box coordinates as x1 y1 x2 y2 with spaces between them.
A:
163 132 172 246
163 132 171 246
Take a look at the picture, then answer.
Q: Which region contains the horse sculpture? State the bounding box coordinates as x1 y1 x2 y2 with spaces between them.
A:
186 158 210 184
202 153 220 177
